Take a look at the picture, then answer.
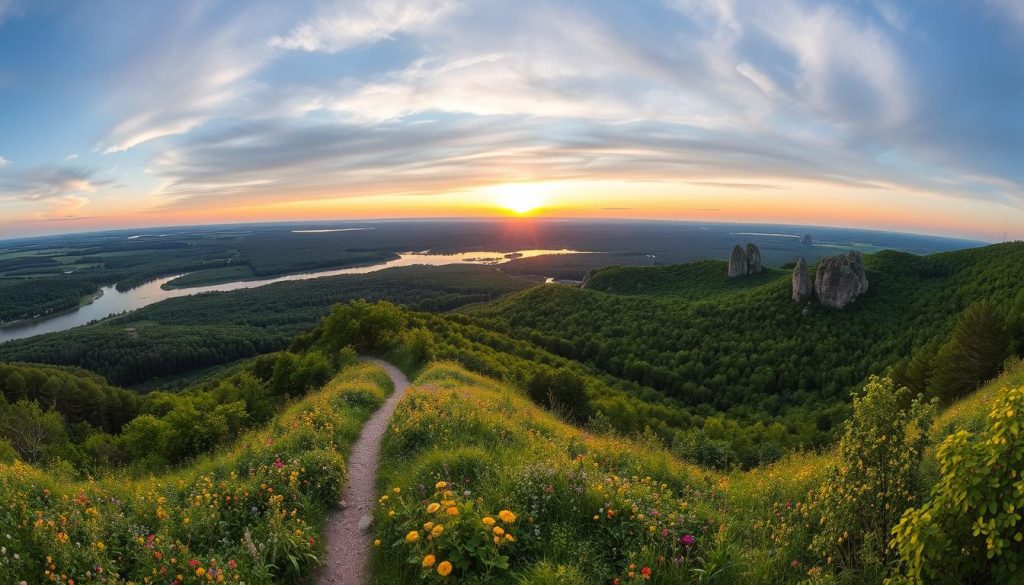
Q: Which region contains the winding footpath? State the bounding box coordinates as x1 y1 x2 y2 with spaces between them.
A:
319 358 411 585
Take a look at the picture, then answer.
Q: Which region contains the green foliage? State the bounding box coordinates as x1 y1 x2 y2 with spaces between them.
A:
0 400 68 463
372 362 820 585
928 302 1010 402
0 362 393 584
462 243 1024 464
1 264 530 386
805 377 935 578
317 300 406 353
890 384 1024 584
0 362 142 432
525 368 593 422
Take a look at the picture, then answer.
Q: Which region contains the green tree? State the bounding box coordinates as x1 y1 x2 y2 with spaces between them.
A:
0 399 68 463
929 302 1009 402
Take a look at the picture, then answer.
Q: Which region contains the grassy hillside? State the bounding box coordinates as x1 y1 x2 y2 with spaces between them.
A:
370 361 824 585
0 361 393 584
370 359 1024 584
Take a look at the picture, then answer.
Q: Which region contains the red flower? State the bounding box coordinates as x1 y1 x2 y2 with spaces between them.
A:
641 567 652 579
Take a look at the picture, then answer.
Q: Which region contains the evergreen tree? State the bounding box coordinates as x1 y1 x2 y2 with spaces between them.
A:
928 302 1009 402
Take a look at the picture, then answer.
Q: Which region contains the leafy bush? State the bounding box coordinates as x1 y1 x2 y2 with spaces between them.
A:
804 377 934 578
890 384 1024 584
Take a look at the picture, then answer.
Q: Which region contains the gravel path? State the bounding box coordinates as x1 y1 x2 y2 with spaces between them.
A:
318 358 410 585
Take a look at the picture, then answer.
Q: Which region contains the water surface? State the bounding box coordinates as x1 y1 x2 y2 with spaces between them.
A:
0 249 578 344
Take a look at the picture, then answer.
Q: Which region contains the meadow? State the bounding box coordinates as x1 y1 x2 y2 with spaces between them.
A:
0 362 393 584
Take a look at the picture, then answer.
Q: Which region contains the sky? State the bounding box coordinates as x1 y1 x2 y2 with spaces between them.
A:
1 0 1023 241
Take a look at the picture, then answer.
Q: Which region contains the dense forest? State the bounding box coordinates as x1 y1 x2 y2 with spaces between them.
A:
465 244 1024 434
0 265 531 386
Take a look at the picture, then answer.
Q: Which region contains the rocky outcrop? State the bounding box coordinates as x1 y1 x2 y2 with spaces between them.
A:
814 251 868 308
792 256 812 302
800 234 813 246
728 243 763 277
746 244 762 274
728 245 748 277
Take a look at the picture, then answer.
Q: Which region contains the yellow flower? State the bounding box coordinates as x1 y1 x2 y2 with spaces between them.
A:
498 510 516 523
493 536 501 544
492 526 505 537
426 503 441 514
435 481 447 490
482 516 496 526
373 539 381 547
437 561 453 576
183 517 190 525
446 506 459 516
405 531 420 543
422 554 436 568
424 521 434 531
196 568 206 577
431 524 444 537
392 487 401 494
505 533 515 542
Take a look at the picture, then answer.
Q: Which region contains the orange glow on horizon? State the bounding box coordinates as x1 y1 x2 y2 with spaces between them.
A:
5 177 1016 242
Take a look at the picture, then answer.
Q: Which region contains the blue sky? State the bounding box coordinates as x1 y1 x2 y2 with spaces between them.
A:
0 0 1022 239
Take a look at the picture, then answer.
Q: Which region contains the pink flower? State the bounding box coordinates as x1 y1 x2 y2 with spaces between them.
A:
228 560 237 570
680 534 695 547
274 458 284 469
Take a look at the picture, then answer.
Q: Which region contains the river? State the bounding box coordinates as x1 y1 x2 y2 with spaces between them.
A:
0 249 578 344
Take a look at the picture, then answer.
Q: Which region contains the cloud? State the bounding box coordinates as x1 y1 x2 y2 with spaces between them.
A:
267 0 459 53
97 11 271 154
65 153 79 161
0 155 9 167
0 166 108 200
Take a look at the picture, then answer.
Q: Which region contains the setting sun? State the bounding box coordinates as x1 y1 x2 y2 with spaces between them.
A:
493 183 546 214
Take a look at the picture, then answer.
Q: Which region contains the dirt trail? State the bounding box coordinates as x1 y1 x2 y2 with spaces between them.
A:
318 358 410 585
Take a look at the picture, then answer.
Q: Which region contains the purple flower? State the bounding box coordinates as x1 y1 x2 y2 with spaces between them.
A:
680 534 695 547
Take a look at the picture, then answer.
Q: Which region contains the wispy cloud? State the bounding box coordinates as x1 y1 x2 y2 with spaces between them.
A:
0 166 108 200
0 155 9 167
268 0 459 53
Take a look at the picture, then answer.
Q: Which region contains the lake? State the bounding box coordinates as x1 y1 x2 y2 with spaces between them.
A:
0 249 579 344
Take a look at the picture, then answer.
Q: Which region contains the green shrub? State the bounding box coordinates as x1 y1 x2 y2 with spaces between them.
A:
805 377 935 577
890 384 1024 584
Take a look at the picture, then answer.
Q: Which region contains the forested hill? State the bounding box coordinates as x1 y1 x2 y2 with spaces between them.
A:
463 242 1024 432
0 265 531 387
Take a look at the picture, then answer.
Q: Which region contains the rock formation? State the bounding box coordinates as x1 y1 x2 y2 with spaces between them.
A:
728 245 748 277
800 234 813 246
728 243 763 277
792 256 812 302
813 251 868 308
746 243 762 274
